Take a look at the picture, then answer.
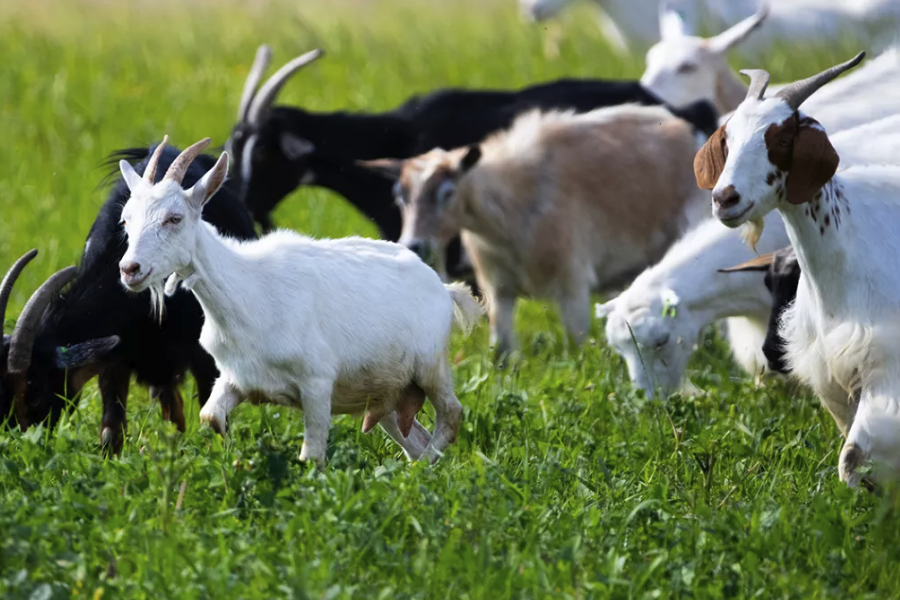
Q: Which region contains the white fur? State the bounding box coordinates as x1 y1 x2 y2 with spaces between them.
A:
523 0 900 55
596 212 789 398
117 151 483 466
710 91 900 487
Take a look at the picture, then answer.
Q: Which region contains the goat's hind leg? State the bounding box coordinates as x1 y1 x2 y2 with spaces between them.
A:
839 386 900 488
379 412 431 461
418 360 463 463
153 384 186 432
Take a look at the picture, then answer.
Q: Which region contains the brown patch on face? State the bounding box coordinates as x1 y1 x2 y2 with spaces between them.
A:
764 116 798 172
766 114 840 205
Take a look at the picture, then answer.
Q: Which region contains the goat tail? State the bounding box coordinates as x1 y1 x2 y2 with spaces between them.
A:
445 282 485 336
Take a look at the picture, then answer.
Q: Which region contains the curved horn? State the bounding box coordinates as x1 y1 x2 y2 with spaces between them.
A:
247 49 324 125
143 134 169 184
0 249 38 338
718 252 777 273
776 52 866 111
164 138 211 186
707 3 769 53
740 69 770 101
8 266 77 374
238 45 273 123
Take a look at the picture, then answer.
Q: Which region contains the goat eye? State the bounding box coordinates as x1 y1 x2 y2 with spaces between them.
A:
165 215 182 226
436 181 456 204
677 63 697 74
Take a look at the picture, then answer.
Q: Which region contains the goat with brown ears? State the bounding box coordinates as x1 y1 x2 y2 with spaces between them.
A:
695 51 900 488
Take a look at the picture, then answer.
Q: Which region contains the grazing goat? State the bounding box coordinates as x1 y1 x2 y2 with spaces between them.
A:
227 45 718 279
695 52 900 487
0 144 257 453
719 246 799 375
362 105 709 356
641 3 900 128
117 138 483 465
522 0 899 55
595 212 789 398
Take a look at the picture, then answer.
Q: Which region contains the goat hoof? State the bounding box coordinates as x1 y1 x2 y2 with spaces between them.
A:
200 412 228 436
839 442 866 487
100 427 123 456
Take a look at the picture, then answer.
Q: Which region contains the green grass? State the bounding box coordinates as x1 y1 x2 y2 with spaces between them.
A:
1 0 899 597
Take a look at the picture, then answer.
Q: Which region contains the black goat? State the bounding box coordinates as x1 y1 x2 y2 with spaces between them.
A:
0 144 257 453
719 246 800 374
227 47 719 277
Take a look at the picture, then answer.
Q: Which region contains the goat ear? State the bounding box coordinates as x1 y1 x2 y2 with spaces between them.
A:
357 158 404 181
659 2 689 40
718 252 776 273
707 3 769 53
119 160 145 194
189 152 230 209
460 145 482 173
694 124 728 190
594 297 618 319
55 335 120 369
786 119 839 205
280 133 315 161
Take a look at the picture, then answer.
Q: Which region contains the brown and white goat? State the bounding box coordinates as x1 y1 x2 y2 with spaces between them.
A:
363 106 709 356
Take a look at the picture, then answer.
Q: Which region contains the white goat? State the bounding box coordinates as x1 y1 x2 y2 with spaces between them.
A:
642 3 900 127
695 53 900 487
116 137 483 466
362 105 710 357
595 110 900 398
595 212 789 398
522 0 900 55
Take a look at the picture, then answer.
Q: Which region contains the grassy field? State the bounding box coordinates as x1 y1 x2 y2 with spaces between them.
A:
1 0 900 597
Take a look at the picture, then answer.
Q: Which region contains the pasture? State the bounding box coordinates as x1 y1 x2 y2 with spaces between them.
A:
1 0 899 597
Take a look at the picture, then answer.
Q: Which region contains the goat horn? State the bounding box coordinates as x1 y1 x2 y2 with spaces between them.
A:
8 266 77 374
143 135 169 184
776 52 866 111
238 45 273 123
0 249 38 338
164 138 211 186
247 48 324 125
718 252 777 273
740 69 770 101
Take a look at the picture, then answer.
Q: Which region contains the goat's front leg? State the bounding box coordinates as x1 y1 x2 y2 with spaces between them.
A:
298 377 334 467
153 385 186 432
839 386 900 489
98 365 131 455
199 378 244 436
489 294 517 361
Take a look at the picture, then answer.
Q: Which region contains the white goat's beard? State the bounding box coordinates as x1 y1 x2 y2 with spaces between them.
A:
148 281 167 324
740 216 765 252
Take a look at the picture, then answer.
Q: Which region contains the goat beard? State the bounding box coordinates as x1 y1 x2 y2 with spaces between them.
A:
148 282 167 325
740 216 765 252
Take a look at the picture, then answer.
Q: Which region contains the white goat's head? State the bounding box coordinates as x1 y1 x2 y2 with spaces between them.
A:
118 137 229 296
694 53 864 231
519 0 577 21
640 3 768 108
596 289 696 398
361 146 481 279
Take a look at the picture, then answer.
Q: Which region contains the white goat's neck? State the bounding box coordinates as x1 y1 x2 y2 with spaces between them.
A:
715 66 748 115
778 179 856 314
179 224 251 333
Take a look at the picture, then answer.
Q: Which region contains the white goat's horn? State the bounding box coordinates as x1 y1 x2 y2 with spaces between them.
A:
247 48 324 125
0 249 38 339
164 138 211 186
776 52 866 111
238 45 273 123
740 69 770 101
143 135 169 184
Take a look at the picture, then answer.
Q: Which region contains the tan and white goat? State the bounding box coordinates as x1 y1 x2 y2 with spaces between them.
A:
363 106 709 356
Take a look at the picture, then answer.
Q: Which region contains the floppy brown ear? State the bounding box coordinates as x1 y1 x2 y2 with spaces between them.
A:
785 119 839 205
357 158 405 181
718 252 776 273
694 124 728 190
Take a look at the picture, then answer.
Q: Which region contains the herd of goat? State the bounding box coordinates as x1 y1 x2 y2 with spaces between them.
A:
3 2 900 487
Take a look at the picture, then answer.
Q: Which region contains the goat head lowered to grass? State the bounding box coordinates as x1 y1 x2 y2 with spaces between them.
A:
118 136 483 466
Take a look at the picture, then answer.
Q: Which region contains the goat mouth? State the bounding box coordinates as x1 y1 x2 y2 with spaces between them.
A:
718 202 755 227
121 269 153 291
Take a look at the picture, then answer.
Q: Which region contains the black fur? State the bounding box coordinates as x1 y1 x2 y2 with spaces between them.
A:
760 247 801 374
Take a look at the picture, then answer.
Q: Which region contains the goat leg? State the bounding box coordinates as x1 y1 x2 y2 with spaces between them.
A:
189 344 219 407
156 384 186 432
98 366 131 455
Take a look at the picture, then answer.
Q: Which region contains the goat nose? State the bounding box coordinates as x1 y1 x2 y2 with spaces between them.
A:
713 185 741 209
120 261 141 277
